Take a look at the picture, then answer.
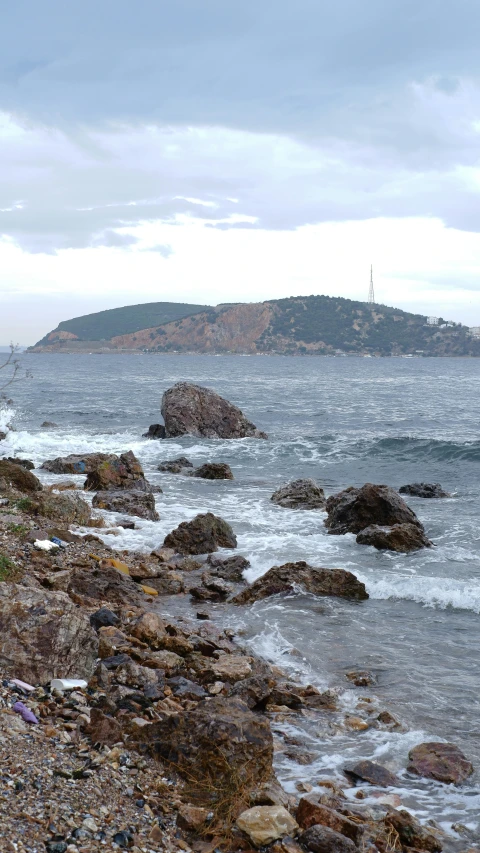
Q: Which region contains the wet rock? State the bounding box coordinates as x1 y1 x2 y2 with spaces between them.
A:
0 460 42 493
325 483 423 535
84 450 151 492
345 670 376 687
158 456 193 473
0 430 6 441
206 553 250 581
26 492 91 525
0 583 98 682
68 565 145 607
297 796 363 845
356 523 432 552
41 452 112 475
232 561 368 605
163 512 237 554
192 462 234 480
229 675 274 709
141 571 185 595
85 708 123 745
5 456 35 470
299 824 358 853
142 423 166 439
343 760 399 788
384 808 442 852
92 489 159 521
399 482 450 498
161 381 267 439
407 742 474 785
237 806 298 847
271 479 325 510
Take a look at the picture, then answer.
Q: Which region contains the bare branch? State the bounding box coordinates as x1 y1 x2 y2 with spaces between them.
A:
0 344 32 398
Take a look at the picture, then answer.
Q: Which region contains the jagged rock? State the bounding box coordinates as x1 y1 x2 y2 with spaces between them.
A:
129 612 167 648
0 460 42 493
325 483 423 535
0 583 98 683
90 608 120 631
163 512 237 554
84 450 151 492
167 676 207 700
229 675 274 709
158 457 194 473
177 804 210 832
343 760 399 788
399 482 450 498
189 572 233 601
237 806 298 847
27 492 91 525
202 655 253 683
85 708 123 746
206 553 250 581
271 479 325 510
407 742 474 785
41 452 112 475
299 825 358 853
141 571 185 595
142 423 166 439
384 809 442 852
68 565 145 606
192 462 234 480
92 490 160 521
356 523 432 552
296 796 364 845
5 457 35 470
232 561 368 605
161 382 267 439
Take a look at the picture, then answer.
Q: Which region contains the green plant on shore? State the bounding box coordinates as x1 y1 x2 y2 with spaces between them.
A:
0 554 17 581
15 497 33 511
7 522 29 537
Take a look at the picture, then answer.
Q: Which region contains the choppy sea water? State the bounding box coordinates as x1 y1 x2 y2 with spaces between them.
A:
2 353 480 841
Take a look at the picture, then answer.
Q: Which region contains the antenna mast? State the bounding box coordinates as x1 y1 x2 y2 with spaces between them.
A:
368 265 375 304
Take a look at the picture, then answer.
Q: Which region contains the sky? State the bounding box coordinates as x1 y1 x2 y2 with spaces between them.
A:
2 0 480 344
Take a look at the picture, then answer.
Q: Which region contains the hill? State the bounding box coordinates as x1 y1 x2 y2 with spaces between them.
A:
29 296 480 356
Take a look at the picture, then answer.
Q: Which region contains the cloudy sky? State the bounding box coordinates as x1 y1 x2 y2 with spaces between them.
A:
2 0 480 343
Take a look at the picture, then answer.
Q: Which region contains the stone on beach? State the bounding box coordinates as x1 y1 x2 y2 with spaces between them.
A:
299 825 358 853
271 479 326 509
325 483 424 535
163 512 237 554
41 452 112 475
231 561 368 605
161 381 267 438
356 522 432 552
26 491 91 525
237 805 298 847
92 489 159 521
0 460 42 493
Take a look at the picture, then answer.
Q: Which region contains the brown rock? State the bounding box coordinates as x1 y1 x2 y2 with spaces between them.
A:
84 450 151 492
92 489 159 521
299 825 358 853
407 742 474 785
296 796 363 845
0 460 42 493
193 462 234 480
163 512 237 554
26 492 91 525
129 612 168 648
206 553 250 581
205 656 253 683
67 565 145 606
177 804 210 832
85 708 123 746
142 571 185 595
325 483 423 535
356 523 432 552
384 808 442 852
158 456 193 473
232 561 368 605
343 760 399 788
237 806 298 847
41 452 112 475
271 479 325 510
161 382 267 439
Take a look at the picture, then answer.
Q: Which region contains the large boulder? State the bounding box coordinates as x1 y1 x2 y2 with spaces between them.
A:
163 512 237 554
0 584 98 683
325 483 423 535
67 565 145 607
41 452 112 475
407 742 474 785
84 450 151 492
232 561 368 605
161 382 267 439
356 523 432 552
0 460 42 493
399 482 450 498
92 490 159 521
192 462 234 480
271 479 325 510
26 491 91 525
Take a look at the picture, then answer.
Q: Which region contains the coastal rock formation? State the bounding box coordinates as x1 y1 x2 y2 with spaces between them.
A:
232 562 368 605
84 450 151 492
0 584 98 683
384 809 443 852
5 457 35 470
236 805 298 846
356 523 432 552
271 479 325 509
296 795 363 845
92 489 160 521
158 457 193 473
27 491 91 525
161 382 267 439
399 482 451 498
325 483 423 535
142 423 166 439
407 742 474 785
41 452 112 475
343 760 399 788
0 460 42 493
163 512 237 554
68 565 145 607
206 553 250 581
192 462 234 480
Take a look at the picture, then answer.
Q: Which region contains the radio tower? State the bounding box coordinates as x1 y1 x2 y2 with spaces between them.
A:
368 264 375 304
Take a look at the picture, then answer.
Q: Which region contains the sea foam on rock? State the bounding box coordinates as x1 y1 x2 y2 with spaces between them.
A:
161 381 267 438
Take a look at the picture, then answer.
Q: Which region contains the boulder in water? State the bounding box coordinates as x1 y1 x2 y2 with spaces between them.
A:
192 462 234 480
5 457 35 470
161 382 267 439
356 523 432 552
142 423 166 439
0 460 42 493
41 452 112 475
40 420 59 429
407 742 474 785
92 489 160 521
343 760 399 788
325 483 423 535
158 456 193 474
163 512 237 554
206 553 250 581
84 450 151 492
399 482 450 498
271 478 325 509
231 561 368 605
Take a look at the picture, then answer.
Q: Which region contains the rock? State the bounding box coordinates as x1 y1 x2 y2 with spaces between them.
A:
41 452 112 475
142 423 166 439
85 708 123 745
296 796 363 845
5 457 35 470
0 430 6 441
206 553 250 581
271 479 325 510
84 450 151 492
192 462 234 480
89 608 120 631
161 382 267 439
0 583 98 683
177 804 210 832
68 565 145 607
384 809 442 852
356 523 432 552
399 482 450 498
237 806 298 847
163 512 237 554
204 655 253 683
407 742 474 785
0 460 42 493
141 571 185 595
41 421 59 428
299 825 358 853
325 483 423 535
158 457 194 473
345 670 376 687
167 676 206 700
26 526 82 544
232 561 368 605
129 612 167 648
92 490 159 521
26 492 91 525
343 760 399 788
229 675 274 709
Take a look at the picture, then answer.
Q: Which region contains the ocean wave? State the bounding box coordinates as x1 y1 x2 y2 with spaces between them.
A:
362 573 480 613
359 436 480 463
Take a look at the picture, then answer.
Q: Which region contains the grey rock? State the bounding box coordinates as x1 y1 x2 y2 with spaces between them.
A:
92 489 159 521
399 482 450 498
163 512 237 554
356 523 432 552
161 382 267 439
271 478 325 509
158 456 194 474
325 483 423 535
232 561 368 605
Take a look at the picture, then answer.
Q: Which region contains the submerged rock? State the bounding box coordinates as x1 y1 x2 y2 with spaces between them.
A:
0 460 42 493
232 561 368 604
356 523 432 552
163 512 237 554
92 490 160 521
399 482 451 498
271 479 325 510
407 742 474 785
142 423 166 439
161 382 267 439
84 450 151 492
237 805 298 847
158 457 193 474
41 452 112 475
325 483 423 535
343 760 399 788
192 462 234 480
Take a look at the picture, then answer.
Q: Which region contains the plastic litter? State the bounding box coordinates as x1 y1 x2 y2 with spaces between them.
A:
50 679 88 692
103 557 130 576
11 678 35 692
141 584 158 596
13 701 39 724
0 498 9 507
33 539 58 552
50 536 68 548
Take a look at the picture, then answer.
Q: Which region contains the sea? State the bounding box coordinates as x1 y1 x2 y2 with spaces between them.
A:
2 353 480 842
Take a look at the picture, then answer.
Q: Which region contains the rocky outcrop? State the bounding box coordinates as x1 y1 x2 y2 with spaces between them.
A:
356 523 432 552
236 805 298 846
158 457 193 474
271 479 325 510
67 565 145 607
0 584 98 683
383 809 442 852
325 483 423 535
0 460 42 493
161 382 267 439
297 795 363 845
5 457 35 470
163 512 237 554
92 490 160 521
343 760 399 788
84 450 151 492
399 482 450 498
27 492 91 525
206 553 250 581
407 742 474 785
192 462 234 480
142 424 166 439
41 453 112 475
232 562 368 605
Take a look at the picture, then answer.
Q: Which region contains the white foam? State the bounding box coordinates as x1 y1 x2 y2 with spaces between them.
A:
360 572 480 613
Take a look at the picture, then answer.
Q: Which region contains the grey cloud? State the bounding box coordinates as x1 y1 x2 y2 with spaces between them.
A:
96 230 138 248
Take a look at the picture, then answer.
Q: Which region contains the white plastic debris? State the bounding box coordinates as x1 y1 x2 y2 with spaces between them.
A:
50 678 88 692
11 678 35 692
33 539 58 551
